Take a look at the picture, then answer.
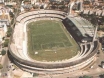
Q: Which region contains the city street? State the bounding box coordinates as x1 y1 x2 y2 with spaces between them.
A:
0 52 13 78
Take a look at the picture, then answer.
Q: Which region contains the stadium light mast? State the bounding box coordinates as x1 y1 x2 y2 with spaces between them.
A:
92 25 98 42
67 0 75 15
91 13 99 42
68 0 83 15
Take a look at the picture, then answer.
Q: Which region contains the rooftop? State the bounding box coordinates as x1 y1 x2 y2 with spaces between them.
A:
67 16 95 37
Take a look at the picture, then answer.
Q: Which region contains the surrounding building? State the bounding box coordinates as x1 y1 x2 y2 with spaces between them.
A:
5 2 16 6
101 61 104 68
0 0 4 3
0 5 10 42
0 20 7 41
0 7 11 22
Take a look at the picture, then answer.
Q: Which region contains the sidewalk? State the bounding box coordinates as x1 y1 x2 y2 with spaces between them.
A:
33 67 104 78
0 53 13 78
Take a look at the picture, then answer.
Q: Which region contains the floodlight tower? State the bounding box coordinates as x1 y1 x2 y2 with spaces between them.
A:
78 0 83 11
68 0 75 15
92 24 98 42
92 13 100 42
68 0 83 15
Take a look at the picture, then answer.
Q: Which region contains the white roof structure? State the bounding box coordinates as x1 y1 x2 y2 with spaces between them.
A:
67 16 95 37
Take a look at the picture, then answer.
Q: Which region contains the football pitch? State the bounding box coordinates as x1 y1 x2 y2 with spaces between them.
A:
27 20 80 61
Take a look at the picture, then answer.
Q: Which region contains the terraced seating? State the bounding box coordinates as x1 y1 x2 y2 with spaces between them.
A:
82 9 104 16
17 10 66 22
8 10 99 74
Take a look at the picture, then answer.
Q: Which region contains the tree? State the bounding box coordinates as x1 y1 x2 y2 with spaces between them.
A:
99 74 104 78
0 64 3 69
3 39 9 47
9 11 14 18
2 37 5 40
7 27 12 37
6 5 13 8
90 14 98 26
7 32 11 37
83 1 90 5
7 27 12 33
33 73 39 77
79 75 92 78
101 16 104 25
1 49 6 55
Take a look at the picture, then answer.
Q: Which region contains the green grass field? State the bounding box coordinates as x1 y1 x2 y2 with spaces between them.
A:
27 20 80 61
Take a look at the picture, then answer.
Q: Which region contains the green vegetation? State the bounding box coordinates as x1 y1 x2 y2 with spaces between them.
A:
3 39 9 47
1 49 6 55
33 73 39 77
99 25 104 31
0 64 3 69
7 27 12 32
9 11 14 18
6 5 13 8
27 20 80 61
79 75 93 78
11 18 14 25
7 27 12 37
24 0 29 2
7 32 11 37
99 74 104 78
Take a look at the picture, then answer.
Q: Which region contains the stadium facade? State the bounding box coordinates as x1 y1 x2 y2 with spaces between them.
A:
8 10 99 74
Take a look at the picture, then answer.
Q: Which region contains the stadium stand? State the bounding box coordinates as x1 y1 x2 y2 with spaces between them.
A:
8 10 99 74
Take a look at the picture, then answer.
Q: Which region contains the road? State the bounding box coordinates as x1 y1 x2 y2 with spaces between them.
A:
0 51 13 78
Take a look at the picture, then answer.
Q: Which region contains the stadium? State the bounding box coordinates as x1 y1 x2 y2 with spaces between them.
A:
8 10 99 74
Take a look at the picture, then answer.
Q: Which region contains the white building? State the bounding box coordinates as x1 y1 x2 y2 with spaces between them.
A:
31 0 49 4
0 6 11 41
101 62 104 68
0 0 4 3
0 21 7 41
31 0 37 4
5 2 16 6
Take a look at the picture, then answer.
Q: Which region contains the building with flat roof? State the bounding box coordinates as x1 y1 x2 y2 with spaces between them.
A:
0 6 10 41
0 7 11 22
0 0 4 3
